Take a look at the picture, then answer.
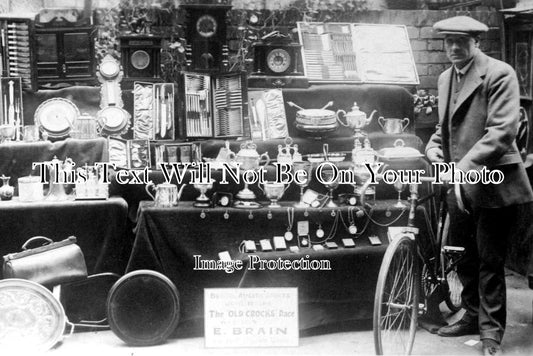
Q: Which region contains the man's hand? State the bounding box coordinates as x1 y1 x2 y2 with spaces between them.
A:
426 147 444 163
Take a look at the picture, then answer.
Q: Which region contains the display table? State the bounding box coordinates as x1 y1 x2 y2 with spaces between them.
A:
0 197 130 277
126 200 432 333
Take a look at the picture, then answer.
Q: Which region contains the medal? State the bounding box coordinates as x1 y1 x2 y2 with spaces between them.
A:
200 210 206 219
349 224 357 235
285 207 294 241
267 210 273 220
223 210 229 220
284 231 294 241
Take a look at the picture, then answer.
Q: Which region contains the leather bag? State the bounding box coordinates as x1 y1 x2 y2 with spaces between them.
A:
3 236 88 287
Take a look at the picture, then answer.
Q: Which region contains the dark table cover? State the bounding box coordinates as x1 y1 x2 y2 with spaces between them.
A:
0 197 131 277
0 138 108 191
127 200 432 333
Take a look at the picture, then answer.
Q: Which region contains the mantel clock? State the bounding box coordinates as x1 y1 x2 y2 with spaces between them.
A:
248 32 308 88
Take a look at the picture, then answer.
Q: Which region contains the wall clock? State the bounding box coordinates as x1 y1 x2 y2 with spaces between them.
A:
181 2 231 72
249 32 308 88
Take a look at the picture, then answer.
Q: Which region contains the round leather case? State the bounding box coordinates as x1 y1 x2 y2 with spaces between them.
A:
107 270 180 346
0 278 66 352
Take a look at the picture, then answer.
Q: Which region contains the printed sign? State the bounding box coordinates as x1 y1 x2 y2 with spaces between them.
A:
204 288 298 347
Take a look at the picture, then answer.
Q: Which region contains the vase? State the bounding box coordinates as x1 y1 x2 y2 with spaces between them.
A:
0 175 14 201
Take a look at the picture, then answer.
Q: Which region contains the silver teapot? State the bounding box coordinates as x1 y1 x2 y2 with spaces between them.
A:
231 141 270 171
336 102 377 137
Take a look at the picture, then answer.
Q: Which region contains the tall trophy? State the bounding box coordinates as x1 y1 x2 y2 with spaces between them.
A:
292 160 313 207
232 141 270 208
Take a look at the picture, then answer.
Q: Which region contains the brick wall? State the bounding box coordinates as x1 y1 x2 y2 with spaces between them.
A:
343 9 503 95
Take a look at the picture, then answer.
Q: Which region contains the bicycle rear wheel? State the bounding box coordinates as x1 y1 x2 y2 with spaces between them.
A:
374 234 419 355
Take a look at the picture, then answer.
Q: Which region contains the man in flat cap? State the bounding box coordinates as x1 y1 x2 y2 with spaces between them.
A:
426 15 533 356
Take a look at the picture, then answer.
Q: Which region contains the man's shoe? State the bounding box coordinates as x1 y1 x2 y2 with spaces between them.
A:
437 318 479 337
482 339 502 356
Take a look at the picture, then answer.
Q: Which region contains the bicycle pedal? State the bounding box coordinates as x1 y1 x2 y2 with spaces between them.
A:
442 245 465 255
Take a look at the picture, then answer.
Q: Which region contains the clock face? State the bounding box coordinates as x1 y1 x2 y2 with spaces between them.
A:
196 14 217 38
131 50 151 70
267 48 291 74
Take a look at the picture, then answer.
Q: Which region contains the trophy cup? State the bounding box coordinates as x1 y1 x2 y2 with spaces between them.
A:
232 141 270 208
194 179 215 208
259 181 288 208
292 160 313 208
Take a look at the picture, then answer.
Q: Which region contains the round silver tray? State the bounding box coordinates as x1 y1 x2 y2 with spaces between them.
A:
34 98 79 139
97 106 131 137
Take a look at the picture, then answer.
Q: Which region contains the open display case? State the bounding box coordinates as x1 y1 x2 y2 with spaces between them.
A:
179 71 247 139
133 82 176 140
297 22 419 85
0 14 38 91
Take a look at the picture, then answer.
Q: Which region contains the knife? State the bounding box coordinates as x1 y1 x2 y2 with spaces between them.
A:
153 85 159 136
160 87 167 139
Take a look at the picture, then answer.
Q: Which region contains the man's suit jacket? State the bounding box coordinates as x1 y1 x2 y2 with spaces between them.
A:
426 50 533 208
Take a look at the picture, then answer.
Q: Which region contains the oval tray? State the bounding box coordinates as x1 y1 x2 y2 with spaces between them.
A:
0 279 66 352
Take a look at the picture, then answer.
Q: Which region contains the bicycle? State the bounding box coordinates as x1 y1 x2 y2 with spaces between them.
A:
360 175 466 355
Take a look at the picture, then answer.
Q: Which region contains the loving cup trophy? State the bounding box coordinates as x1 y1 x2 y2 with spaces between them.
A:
259 181 288 208
193 179 215 208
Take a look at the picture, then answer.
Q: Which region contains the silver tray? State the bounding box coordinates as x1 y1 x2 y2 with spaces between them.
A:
34 98 79 139
0 279 66 352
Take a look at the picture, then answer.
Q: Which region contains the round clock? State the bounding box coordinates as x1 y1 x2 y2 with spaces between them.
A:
267 48 291 74
131 50 151 70
196 14 217 38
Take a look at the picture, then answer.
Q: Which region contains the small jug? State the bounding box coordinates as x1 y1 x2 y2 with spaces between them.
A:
145 182 186 207
378 117 410 134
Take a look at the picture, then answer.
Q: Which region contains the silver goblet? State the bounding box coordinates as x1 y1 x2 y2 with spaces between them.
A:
292 161 313 208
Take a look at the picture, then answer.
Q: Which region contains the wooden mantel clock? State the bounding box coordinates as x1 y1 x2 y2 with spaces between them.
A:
248 31 309 88
180 0 232 73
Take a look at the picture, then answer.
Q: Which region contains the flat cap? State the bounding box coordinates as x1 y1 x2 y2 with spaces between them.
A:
433 16 488 36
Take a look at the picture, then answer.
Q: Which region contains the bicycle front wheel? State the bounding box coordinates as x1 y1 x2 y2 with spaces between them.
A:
374 234 420 355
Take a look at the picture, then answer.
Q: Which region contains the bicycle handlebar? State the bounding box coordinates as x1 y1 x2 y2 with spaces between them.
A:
359 174 466 213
